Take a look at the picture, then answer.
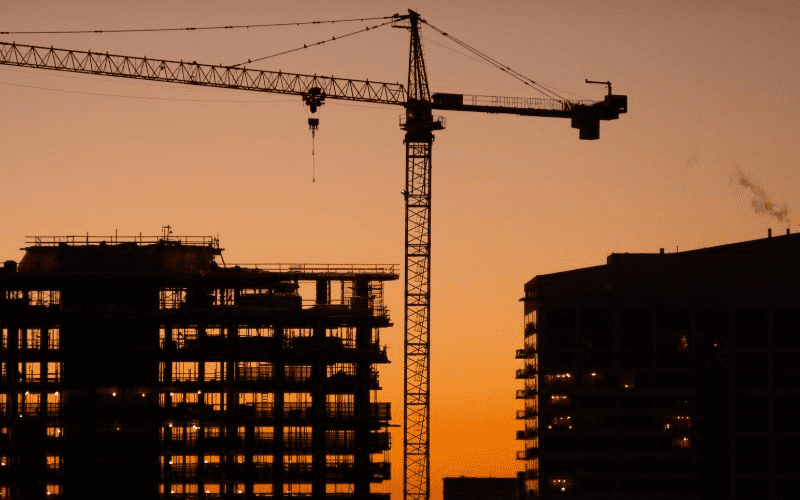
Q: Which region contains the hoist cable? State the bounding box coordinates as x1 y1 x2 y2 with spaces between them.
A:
0 16 396 35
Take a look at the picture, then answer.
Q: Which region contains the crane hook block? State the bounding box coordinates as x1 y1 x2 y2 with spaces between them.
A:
303 87 326 114
308 117 320 131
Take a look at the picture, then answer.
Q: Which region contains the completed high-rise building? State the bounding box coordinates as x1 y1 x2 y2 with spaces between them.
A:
517 231 800 499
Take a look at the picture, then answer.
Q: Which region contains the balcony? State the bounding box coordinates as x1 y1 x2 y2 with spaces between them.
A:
516 388 537 399
516 447 539 460
516 347 536 359
516 407 538 419
516 366 537 379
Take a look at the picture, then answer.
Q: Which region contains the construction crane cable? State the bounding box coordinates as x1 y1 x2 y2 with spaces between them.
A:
422 20 568 101
420 35 588 100
230 19 395 67
0 16 397 35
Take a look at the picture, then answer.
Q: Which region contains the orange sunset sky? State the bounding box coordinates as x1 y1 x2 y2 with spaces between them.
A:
1 1 798 498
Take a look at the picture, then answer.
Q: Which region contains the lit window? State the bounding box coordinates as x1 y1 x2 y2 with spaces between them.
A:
673 437 692 449
172 362 199 382
19 362 41 382
47 328 60 350
204 362 223 382
46 426 63 438
29 290 60 307
205 326 224 337
172 327 197 349
46 455 61 469
237 326 273 338
213 289 234 306
47 362 62 382
45 483 61 495
18 392 41 415
159 288 186 309
254 426 274 442
236 361 273 381
20 329 41 350
285 365 312 382
47 393 60 416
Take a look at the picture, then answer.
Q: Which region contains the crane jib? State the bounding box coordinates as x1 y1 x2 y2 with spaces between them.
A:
0 41 407 105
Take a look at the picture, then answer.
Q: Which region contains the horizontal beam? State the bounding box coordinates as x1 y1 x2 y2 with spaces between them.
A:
0 42 407 105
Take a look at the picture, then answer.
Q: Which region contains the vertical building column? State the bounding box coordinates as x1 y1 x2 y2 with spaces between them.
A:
354 319 373 500
312 321 327 500
274 325 285 500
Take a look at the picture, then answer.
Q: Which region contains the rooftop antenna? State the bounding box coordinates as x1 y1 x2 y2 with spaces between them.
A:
162 225 173 240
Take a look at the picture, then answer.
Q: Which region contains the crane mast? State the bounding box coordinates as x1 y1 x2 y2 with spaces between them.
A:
1 13 627 500
398 11 442 500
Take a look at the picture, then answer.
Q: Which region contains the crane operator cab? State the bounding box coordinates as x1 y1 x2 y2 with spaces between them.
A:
571 79 627 140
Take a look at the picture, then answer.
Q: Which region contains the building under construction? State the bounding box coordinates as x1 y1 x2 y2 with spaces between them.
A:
517 231 800 499
0 234 398 500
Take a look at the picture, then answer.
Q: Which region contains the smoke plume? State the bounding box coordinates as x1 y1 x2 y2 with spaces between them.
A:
737 170 791 225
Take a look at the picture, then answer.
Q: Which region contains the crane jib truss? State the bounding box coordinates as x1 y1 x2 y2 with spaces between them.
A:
1 12 626 500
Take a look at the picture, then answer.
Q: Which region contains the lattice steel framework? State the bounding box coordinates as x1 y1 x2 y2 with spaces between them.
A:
403 140 433 500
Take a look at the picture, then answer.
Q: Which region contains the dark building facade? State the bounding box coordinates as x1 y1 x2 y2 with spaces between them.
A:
442 477 524 500
0 235 398 500
516 231 800 499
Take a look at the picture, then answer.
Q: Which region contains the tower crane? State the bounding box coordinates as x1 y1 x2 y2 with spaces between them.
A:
0 10 627 500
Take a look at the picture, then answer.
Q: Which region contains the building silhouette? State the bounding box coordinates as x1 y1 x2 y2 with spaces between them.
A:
517 231 800 499
0 235 397 500
442 476 524 500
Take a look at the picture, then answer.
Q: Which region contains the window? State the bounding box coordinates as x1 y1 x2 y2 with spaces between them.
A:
673 436 692 449
238 392 273 417
204 392 225 412
204 426 222 440
29 290 60 307
254 426 274 442
47 362 62 382
205 326 224 337
0 394 6 415
1 328 7 350
46 455 61 469
236 361 272 381
46 426 63 438
19 362 41 382
47 392 60 416
172 362 199 382
4 290 23 300
285 426 312 449
204 362 223 382
285 365 312 382
172 327 197 349
20 329 41 350
326 429 354 449
45 484 61 496
159 288 186 309
213 289 234 306
47 328 60 350
237 326 272 338
325 394 352 417
19 392 40 415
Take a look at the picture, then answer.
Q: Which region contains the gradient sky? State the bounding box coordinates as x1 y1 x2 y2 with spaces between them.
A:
1 1 798 498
